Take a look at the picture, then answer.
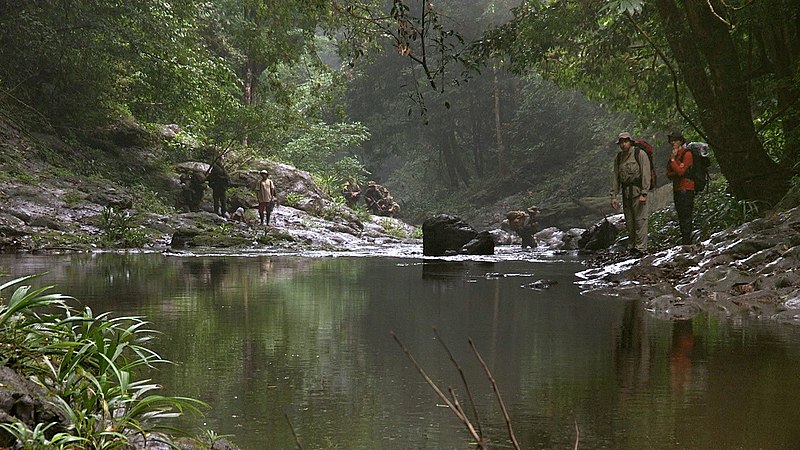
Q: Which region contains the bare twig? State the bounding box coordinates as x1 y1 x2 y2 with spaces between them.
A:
468 338 520 450
574 418 580 450
391 331 486 449
706 0 733 28
285 413 304 450
433 327 483 435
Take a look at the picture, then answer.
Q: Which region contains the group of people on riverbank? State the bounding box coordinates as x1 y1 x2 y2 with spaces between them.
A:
503 130 707 254
178 157 401 227
611 130 707 256
178 159 277 226
341 180 400 217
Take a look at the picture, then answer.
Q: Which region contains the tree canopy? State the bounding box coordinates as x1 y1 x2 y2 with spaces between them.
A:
481 0 800 207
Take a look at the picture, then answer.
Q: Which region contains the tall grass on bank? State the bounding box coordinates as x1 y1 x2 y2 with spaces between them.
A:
0 275 206 449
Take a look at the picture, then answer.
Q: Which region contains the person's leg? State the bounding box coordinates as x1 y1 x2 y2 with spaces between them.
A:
632 198 649 252
265 202 275 225
219 190 227 216
623 197 636 250
674 190 695 244
258 202 266 225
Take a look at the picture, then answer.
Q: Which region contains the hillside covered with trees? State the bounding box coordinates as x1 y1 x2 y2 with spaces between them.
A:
1 0 798 232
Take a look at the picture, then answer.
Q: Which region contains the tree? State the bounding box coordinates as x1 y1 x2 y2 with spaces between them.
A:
484 0 799 207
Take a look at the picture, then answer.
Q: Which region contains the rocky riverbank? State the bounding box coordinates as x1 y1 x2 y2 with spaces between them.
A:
577 206 800 325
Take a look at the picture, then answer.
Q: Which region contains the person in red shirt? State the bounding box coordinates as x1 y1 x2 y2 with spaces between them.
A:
665 131 695 244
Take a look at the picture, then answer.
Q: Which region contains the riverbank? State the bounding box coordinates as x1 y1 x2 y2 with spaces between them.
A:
3 151 800 328
577 206 800 326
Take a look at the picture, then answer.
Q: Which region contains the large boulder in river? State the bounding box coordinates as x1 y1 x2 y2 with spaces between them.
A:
423 214 492 256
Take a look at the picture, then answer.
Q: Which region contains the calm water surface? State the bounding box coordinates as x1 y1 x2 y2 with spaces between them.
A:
2 252 800 449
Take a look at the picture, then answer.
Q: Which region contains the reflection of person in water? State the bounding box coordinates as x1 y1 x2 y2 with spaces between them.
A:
208 259 228 289
669 319 694 391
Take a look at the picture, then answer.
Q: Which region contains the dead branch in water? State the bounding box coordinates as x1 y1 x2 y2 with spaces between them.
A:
393 330 580 450
285 414 304 450
433 326 483 436
390 331 486 449
468 338 521 450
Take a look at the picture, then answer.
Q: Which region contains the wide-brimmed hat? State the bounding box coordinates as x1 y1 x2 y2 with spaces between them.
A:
615 132 633 144
667 131 686 143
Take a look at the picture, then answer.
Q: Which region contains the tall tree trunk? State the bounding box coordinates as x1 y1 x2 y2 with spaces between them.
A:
444 117 471 187
655 0 789 206
470 95 485 177
493 67 506 173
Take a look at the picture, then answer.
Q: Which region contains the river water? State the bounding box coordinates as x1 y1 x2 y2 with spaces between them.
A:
2 250 800 449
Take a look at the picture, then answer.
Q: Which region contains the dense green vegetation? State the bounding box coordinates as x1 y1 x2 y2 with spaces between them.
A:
1 0 797 233
0 275 208 449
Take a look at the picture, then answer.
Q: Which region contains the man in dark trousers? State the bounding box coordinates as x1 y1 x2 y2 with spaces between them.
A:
207 160 230 217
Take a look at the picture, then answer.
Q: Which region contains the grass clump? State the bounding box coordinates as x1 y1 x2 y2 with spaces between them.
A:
0 274 207 449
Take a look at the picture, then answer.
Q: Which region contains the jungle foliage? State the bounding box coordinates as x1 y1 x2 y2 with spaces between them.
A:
1 0 798 225
0 275 207 449
480 0 800 208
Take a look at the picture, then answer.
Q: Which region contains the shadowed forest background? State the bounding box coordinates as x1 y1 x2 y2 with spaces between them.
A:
1 0 798 228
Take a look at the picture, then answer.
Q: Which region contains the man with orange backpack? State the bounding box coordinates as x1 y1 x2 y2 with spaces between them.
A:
610 131 651 257
665 131 695 245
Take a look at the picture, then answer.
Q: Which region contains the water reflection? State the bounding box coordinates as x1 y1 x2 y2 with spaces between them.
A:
2 254 800 449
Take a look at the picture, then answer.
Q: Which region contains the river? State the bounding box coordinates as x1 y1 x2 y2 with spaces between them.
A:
2 250 800 449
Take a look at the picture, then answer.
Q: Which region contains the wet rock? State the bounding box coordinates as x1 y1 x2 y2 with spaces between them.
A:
522 279 557 290
160 124 182 140
535 226 565 249
644 294 702 321
86 187 134 210
232 162 327 210
0 213 28 236
0 366 69 448
459 230 494 255
170 228 201 249
489 228 517 245
578 215 624 251
28 215 62 230
422 214 481 256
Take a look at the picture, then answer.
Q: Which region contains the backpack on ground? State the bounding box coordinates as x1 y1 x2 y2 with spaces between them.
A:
685 142 711 192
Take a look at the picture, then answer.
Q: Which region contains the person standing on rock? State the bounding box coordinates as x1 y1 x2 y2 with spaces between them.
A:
665 131 696 245
610 131 650 257
207 160 230 217
256 169 277 226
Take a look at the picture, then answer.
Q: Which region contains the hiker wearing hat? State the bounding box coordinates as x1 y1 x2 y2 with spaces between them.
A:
665 131 695 245
610 131 651 256
256 169 277 226
363 181 383 214
341 179 361 208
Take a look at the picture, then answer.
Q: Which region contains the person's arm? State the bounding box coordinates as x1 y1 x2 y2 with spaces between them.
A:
668 148 693 177
639 149 651 202
610 156 620 209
